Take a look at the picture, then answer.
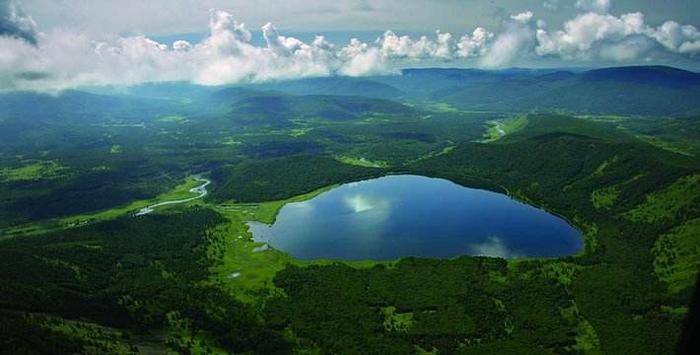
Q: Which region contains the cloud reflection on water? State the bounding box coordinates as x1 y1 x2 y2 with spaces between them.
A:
247 175 580 260
343 193 391 213
471 236 520 259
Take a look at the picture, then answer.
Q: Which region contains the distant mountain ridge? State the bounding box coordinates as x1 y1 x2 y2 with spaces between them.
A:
581 66 700 87
2 65 700 117
385 65 700 116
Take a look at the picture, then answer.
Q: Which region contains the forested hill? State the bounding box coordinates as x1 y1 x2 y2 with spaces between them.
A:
4 65 699 118
378 66 700 116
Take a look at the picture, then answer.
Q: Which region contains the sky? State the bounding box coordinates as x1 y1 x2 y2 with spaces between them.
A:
1 0 700 91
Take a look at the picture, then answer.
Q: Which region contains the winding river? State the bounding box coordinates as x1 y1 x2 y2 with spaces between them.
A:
135 176 211 216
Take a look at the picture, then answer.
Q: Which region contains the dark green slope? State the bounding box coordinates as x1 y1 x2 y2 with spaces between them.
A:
411 115 695 214
376 66 700 116
1 69 699 354
407 115 698 353
209 155 384 202
1 114 697 354
260 115 699 354
228 94 417 126
251 76 405 99
0 208 288 354
581 66 700 88
0 90 172 124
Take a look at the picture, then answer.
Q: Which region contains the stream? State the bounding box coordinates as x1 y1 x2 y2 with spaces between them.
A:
135 176 211 216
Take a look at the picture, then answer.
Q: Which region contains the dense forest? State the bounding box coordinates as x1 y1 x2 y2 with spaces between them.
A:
1 68 699 354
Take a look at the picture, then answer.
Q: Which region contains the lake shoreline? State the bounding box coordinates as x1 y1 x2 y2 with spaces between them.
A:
247 174 583 261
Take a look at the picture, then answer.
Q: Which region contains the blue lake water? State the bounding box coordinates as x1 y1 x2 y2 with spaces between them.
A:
248 175 582 260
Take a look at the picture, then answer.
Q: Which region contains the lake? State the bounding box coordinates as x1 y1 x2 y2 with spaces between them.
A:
248 175 582 260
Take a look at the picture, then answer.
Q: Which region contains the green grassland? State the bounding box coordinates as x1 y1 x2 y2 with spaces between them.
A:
424 102 459 113
157 114 189 123
481 116 529 142
0 175 204 237
588 172 644 211
653 218 700 294
208 184 387 304
0 160 67 182
240 184 336 224
336 155 389 168
591 186 620 209
618 116 700 156
624 174 700 223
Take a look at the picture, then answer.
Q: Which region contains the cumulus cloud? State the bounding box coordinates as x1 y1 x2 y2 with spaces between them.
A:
650 21 700 55
376 30 457 61
377 27 506 65
575 0 611 14
457 27 493 58
535 12 646 59
172 40 192 51
535 11 700 61
377 28 496 62
1 0 700 91
543 0 559 11
510 11 534 24
192 12 343 85
0 9 387 90
338 38 384 76
0 0 36 44
480 14 536 68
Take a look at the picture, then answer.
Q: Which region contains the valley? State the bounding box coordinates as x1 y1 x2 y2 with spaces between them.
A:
0 67 699 354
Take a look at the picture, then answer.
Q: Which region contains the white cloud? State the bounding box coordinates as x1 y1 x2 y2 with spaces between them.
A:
535 11 700 61
510 11 534 24
536 12 645 58
172 40 192 51
457 27 493 58
480 18 535 68
575 0 611 14
377 30 455 60
543 0 559 11
472 11 537 68
2 4 700 91
434 30 453 59
338 38 385 76
648 21 700 55
1 9 387 90
598 36 654 61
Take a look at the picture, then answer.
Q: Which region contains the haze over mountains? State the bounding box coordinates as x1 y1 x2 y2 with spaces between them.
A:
2 66 699 122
